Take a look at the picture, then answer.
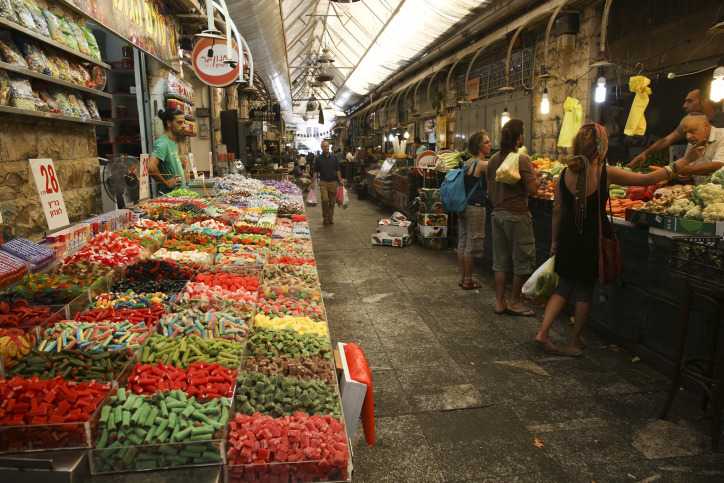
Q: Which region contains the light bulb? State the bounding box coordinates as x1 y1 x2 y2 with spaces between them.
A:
403 130 410 140
501 108 510 128
595 77 607 104
540 88 550 115
388 133 395 142
710 66 724 103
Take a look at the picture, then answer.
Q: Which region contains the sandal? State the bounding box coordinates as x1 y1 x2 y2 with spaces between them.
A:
461 280 481 290
506 306 535 317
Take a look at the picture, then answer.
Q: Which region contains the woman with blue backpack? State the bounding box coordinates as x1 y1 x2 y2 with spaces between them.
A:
457 130 492 290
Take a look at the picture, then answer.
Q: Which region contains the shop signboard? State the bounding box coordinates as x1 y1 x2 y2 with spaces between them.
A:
28 159 70 231
139 154 150 200
64 0 179 65
415 150 437 170
191 37 241 88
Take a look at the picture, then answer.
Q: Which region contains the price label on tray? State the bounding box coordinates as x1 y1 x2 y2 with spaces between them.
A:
29 158 70 231
139 154 150 200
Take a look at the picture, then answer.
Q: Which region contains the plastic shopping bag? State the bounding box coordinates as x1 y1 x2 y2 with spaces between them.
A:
495 152 521 185
342 186 349 209
522 256 559 299
306 183 317 205
336 185 344 206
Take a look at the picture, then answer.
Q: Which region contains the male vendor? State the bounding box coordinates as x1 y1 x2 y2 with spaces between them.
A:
628 89 723 168
668 113 724 182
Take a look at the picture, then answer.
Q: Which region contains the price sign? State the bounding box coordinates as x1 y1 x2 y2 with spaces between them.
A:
29 158 70 231
139 154 150 200
209 152 214 178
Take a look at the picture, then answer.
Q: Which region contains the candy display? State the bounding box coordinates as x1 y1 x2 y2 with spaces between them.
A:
140 334 244 369
256 292 325 321
246 328 331 359
0 173 346 476
243 356 336 385
0 376 109 425
111 278 187 295
39 321 153 353
7 348 133 382
63 232 143 267
165 188 200 199
0 250 27 288
151 248 214 267
0 327 33 369
158 309 249 341
1 238 54 267
253 314 329 337
0 299 64 329
91 291 169 310
92 390 228 472
235 371 340 417
177 281 257 310
75 306 165 326
226 413 348 480
127 363 236 400
262 264 319 289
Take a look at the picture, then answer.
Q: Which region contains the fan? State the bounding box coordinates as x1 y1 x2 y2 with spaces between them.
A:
99 155 140 211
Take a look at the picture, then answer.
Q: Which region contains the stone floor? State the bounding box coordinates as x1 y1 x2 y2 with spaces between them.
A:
310 196 724 483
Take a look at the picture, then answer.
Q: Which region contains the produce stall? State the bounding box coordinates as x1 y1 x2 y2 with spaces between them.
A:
0 176 352 481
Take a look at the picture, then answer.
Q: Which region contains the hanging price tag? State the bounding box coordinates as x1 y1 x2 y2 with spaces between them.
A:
139 154 150 200
29 158 70 231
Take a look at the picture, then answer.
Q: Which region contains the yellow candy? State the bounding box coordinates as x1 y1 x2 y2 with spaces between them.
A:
253 314 328 337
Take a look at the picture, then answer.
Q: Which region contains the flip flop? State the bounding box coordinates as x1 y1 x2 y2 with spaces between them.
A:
534 340 582 357
506 307 535 317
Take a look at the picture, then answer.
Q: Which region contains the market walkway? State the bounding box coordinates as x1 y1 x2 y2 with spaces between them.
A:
309 197 724 483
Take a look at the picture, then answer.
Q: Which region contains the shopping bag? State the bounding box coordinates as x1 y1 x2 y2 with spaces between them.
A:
306 187 317 205
342 186 349 209
495 152 521 185
522 256 558 299
306 179 318 205
336 185 344 206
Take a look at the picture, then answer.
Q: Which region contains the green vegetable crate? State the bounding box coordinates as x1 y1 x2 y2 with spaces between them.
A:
627 210 724 236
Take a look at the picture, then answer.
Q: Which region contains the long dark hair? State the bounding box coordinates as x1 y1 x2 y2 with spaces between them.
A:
500 119 524 159
158 108 183 129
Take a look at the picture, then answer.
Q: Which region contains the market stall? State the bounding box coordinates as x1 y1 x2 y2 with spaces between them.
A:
0 175 352 481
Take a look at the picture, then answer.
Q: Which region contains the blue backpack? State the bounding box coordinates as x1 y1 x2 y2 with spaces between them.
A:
440 160 481 213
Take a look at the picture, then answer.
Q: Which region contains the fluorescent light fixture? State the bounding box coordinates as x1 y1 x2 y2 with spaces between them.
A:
540 88 550 115
595 77 607 103
711 66 724 102
501 108 510 128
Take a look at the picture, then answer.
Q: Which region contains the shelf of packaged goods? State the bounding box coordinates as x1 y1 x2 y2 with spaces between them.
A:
0 105 113 126
0 17 110 70
58 0 179 73
0 61 112 99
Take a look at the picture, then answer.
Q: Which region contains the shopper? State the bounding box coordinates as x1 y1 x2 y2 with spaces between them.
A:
458 130 492 290
535 123 679 356
148 108 187 195
316 141 343 225
628 89 723 168
487 119 538 316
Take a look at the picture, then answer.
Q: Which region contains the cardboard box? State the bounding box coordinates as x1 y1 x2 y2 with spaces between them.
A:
377 218 412 237
418 225 448 238
418 189 445 213
626 209 724 235
371 233 412 247
418 213 448 226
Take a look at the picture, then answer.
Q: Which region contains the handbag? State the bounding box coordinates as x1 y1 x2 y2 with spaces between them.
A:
597 164 622 284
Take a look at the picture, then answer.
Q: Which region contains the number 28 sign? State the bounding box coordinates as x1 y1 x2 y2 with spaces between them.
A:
29 158 70 231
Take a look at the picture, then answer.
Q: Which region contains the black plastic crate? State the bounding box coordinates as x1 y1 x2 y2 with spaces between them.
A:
669 236 724 289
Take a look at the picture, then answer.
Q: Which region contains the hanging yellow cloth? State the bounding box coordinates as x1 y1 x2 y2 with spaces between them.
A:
557 97 583 148
624 75 652 136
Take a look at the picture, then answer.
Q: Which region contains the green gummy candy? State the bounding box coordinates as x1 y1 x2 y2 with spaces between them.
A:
100 405 111 423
